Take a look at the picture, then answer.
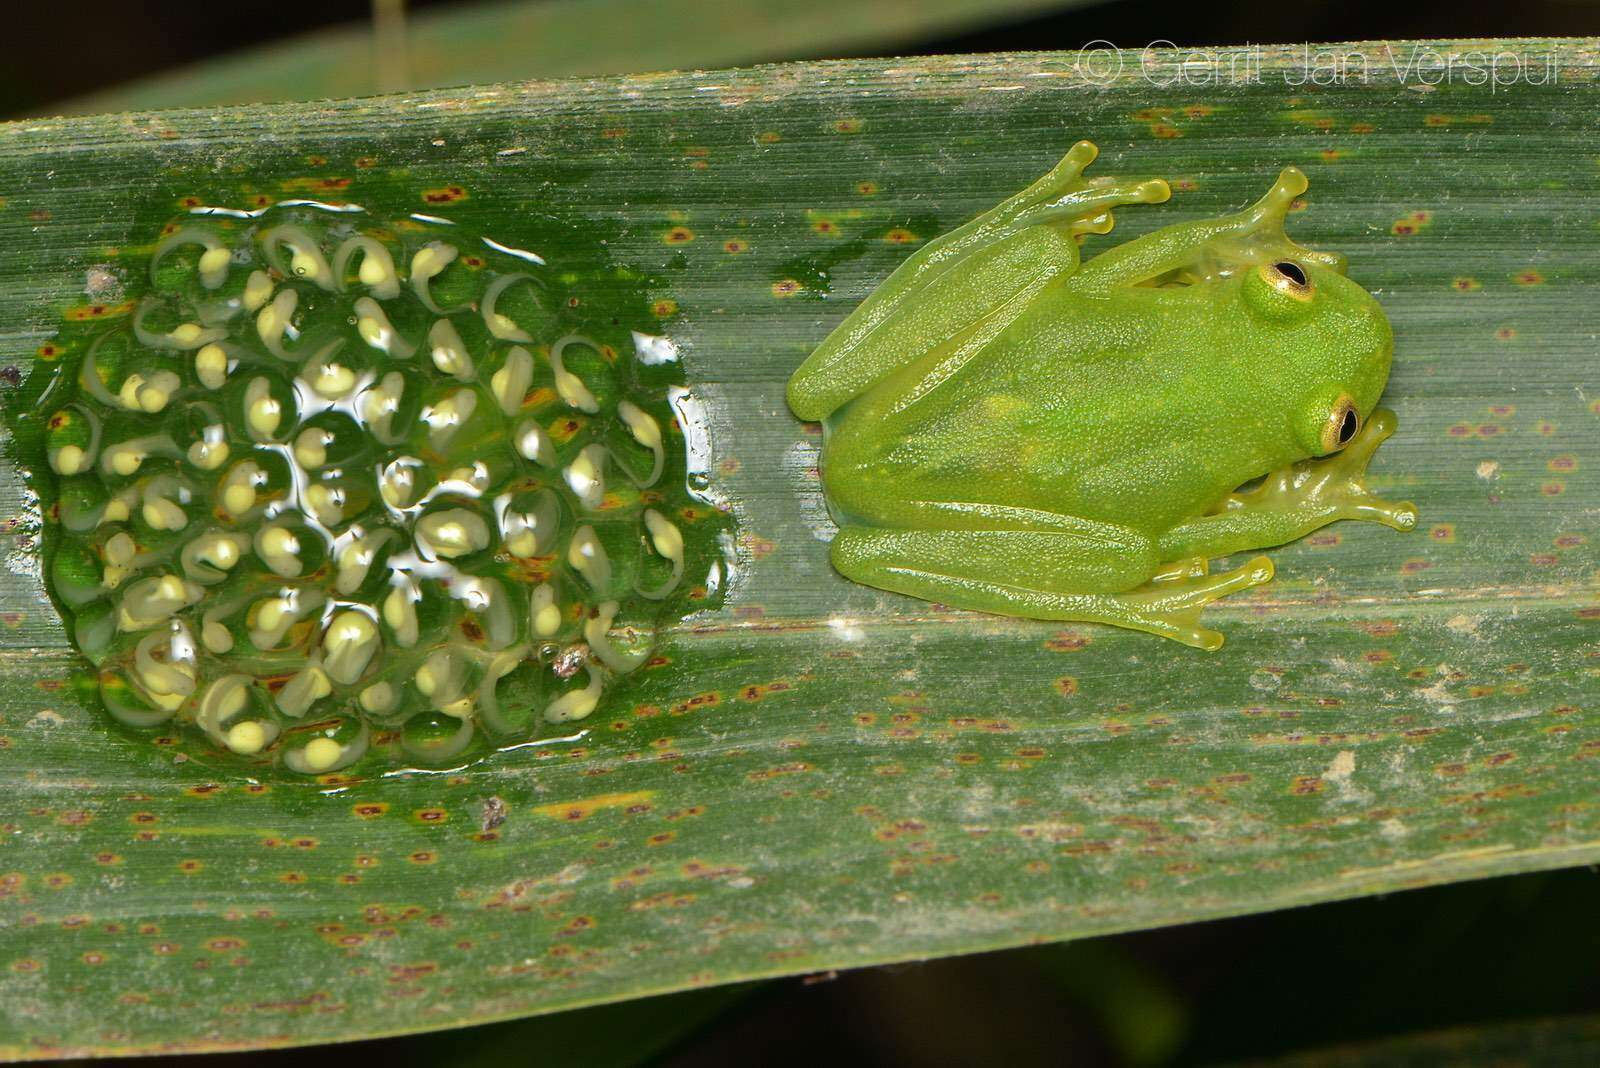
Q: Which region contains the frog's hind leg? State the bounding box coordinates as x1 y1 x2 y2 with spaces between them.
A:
787 143 1170 422
831 526 1274 650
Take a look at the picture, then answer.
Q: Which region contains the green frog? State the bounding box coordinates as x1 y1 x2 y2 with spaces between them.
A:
787 141 1416 649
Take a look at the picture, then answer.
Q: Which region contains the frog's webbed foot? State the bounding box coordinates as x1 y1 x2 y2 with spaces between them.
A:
1218 408 1418 532
1113 555 1275 651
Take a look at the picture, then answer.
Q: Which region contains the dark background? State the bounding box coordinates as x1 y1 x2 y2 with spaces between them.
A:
8 0 1600 117
31 2 1600 1064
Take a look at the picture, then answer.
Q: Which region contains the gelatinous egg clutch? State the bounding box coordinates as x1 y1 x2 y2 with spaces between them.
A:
28 204 728 773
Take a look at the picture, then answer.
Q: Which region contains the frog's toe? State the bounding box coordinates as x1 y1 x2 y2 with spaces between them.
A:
1354 496 1418 532
1150 555 1210 584
1119 554 1273 650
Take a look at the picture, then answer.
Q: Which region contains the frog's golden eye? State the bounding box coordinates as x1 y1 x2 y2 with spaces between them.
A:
1261 260 1313 300
1322 395 1360 453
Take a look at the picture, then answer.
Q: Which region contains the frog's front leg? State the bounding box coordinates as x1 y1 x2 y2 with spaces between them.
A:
831 524 1274 651
1069 166 1345 295
1158 408 1417 562
788 143 1170 421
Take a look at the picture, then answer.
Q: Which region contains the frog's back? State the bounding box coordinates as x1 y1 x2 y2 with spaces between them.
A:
823 287 1282 535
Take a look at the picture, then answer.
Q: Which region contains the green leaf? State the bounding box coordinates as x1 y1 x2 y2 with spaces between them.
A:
1 41 1597 1057
55 0 1090 115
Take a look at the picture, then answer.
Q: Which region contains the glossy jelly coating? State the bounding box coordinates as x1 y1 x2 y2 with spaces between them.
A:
788 141 1416 650
25 200 728 772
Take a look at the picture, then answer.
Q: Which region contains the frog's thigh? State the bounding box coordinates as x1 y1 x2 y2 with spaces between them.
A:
833 526 1272 649
833 524 1156 600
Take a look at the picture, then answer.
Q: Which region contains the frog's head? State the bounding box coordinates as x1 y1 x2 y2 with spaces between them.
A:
1233 257 1393 459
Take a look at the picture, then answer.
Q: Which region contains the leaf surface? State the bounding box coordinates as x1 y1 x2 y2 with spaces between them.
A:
0 41 1596 1057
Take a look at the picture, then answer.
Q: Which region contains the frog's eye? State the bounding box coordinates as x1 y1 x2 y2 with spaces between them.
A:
1322 395 1360 453
1263 261 1312 299
1243 261 1315 320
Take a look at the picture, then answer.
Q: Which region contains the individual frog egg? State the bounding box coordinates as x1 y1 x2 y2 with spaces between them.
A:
194 589 255 656
179 529 252 585
259 224 337 290
548 334 619 414
195 674 280 755
192 341 237 391
358 370 420 445
351 296 418 358
130 623 199 712
475 646 542 738
637 507 686 600
351 656 422 725
496 486 566 560
49 539 110 608
45 405 101 478
487 345 535 415
414 506 492 561
528 579 573 640
410 241 474 314
455 574 517 651
281 718 370 775
377 455 435 512
321 608 382 686
414 646 474 713
561 443 612 513
331 234 401 300
418 383 486 456
254 288 302 359
481 272 552 342
436 456 512 499
233 373 298 444
132 296 227 352
97 427 178 482
298 339 372 404
427 318 476 380
303 470 375 532
117 572 201 631
379 576 424 648
564 521 638 598
217 459 270 520
137 474 195 534
399 708 476 765
251 518 327 579
292 411 371 473
99 665 182 728
240 268 276 313
246 586 324 652
512 416 558 469
185 421 231 473
149 226 234 292
112 368 183 416
332 525 399 598
607 399 666 488
544 662 604 724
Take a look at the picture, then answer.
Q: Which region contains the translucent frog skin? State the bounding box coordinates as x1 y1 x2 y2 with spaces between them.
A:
787 141 1417 649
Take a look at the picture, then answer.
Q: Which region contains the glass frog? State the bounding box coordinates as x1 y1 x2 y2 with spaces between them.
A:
787 141 1417 649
